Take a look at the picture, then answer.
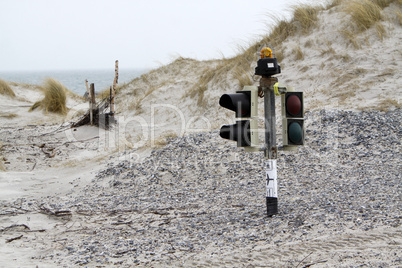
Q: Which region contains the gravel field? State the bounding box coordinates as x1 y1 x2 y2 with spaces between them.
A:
1 109 401 267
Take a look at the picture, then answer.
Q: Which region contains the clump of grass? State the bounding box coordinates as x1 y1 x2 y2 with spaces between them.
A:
340 0 389 43
326 0 343 9
233 66 253 88
0 79 16 97
152 130 178 147
304 39 314 48
98 86 115 101
378 97 402 112
396 11 402 25
344 0 383 32
187 67 215 107
291 4 320 34
371 0 392 8
292 45 305 60
186 61 235 107
266 19 296 47
0 113 18 119
375 23 387 39
339 28 362 48
29 78 67 115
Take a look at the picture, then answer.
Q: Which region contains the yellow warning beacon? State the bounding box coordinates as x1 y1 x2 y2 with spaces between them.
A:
260 47 273 58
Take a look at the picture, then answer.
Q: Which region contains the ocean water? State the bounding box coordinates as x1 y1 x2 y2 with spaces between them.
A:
0 69 149 95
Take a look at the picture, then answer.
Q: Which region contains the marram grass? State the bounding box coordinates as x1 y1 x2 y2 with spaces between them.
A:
344 0 383 31
30 78 67 115
0 79 16 97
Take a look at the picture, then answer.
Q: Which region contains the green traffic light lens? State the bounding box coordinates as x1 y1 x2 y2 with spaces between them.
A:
288 121 302 144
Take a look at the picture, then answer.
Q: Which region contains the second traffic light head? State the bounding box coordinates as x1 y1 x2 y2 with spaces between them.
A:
219 86 259 151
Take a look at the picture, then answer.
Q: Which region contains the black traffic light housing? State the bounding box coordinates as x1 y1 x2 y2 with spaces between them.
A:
219 86 259 152
281 92 304 147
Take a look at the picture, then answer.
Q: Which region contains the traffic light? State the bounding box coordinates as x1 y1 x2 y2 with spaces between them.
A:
281 92 304 146
219 86 259 152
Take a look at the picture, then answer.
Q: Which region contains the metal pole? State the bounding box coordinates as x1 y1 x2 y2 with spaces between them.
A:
261 76 278 216
261 77 278 160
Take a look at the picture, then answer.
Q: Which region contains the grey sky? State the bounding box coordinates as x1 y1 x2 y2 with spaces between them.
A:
0 0 318 71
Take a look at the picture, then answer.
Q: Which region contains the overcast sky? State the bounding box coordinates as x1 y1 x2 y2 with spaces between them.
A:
0 0 318 72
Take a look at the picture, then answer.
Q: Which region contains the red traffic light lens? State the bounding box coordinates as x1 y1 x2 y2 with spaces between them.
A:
286 95 301 116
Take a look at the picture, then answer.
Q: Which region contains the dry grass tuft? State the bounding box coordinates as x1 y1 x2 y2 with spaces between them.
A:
344 0 383 31
187 67 216 107
339 29 362 48
152 130 178 147
371 0 392 8
341 0 391 44
29 78 68 115
326 0 343 9
375 22 387 39
186 60 236 107
397 11 402 25
0 79 16 97
292 45 305 60
265 19 296 47
378 97 402 112
0 113 18 119
291 4 320 34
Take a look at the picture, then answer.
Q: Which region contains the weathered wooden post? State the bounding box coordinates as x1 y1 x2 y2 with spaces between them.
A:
90 83 95 126
111 60 119 115
85 79 90 95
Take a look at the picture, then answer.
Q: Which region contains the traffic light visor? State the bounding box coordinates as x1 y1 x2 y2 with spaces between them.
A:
219 92 251 118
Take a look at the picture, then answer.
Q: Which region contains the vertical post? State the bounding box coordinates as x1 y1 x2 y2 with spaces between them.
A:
261 76 278 216
111 60 119 115
85 79 91 124
85 79 90 96
90 83 95 126
110 86 113 110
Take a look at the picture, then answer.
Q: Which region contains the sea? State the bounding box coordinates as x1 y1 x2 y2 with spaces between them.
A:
0 69 149 96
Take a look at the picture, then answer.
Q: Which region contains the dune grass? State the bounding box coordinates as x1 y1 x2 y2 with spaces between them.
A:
344 0 384 31
0 79 16 97
30 78 68 115
184 3 323 107
340 0 396 46
292 45 305 60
